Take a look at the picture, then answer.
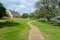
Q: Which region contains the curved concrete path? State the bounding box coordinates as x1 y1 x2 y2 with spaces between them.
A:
27 20 44 40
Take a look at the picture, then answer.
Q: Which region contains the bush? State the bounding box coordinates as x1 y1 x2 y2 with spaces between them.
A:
38 18 47 23
50 17 60 26
22 13 29 18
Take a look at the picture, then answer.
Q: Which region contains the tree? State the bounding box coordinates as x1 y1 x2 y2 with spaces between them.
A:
22 13 29 18
29 12 36 19
0 2 7 19
35 0 59 21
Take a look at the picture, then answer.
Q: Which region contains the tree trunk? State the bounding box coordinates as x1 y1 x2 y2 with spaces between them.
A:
47 17 51 22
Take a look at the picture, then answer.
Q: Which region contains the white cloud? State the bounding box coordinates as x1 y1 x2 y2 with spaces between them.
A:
19 5 26 8
0 0 37 14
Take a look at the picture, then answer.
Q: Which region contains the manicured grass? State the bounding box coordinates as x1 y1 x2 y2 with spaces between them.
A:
0 18 31 40
32 21 60 40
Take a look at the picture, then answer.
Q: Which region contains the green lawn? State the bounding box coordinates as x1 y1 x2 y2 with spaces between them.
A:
32 21 60 40
0 18 31 40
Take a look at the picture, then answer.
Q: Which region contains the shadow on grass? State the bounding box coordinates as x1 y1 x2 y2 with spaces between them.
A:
0 21 20 28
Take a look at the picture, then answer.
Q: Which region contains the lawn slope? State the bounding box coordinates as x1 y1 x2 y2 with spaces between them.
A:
0 18 31 40
32 21 60 40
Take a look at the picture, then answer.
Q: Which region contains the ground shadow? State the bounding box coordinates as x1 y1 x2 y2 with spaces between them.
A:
0 21 20 28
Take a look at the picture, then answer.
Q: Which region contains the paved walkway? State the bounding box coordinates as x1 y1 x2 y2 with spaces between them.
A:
27 21 44 40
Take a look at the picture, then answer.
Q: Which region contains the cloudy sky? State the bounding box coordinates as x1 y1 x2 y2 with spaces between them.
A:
0 0 37 14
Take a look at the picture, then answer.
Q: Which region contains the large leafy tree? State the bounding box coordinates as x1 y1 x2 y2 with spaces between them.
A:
35 0 59 21
0 2 7 19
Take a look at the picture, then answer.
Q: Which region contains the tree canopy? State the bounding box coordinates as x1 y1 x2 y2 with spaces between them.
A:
0 2 7 19
22 13 29 18
35 0 60 21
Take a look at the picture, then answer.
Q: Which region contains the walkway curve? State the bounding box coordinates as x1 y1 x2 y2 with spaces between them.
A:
27 20 44 40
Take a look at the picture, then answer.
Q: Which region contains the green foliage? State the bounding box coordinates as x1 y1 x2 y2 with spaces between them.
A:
0 18 31 40
35 0 60 21
32 21 60 40
22 13 29 18
50 16 60 25
0 2 7 19
29 12 36 19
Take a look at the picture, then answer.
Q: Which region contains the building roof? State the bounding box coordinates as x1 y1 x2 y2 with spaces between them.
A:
8 10 20 17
